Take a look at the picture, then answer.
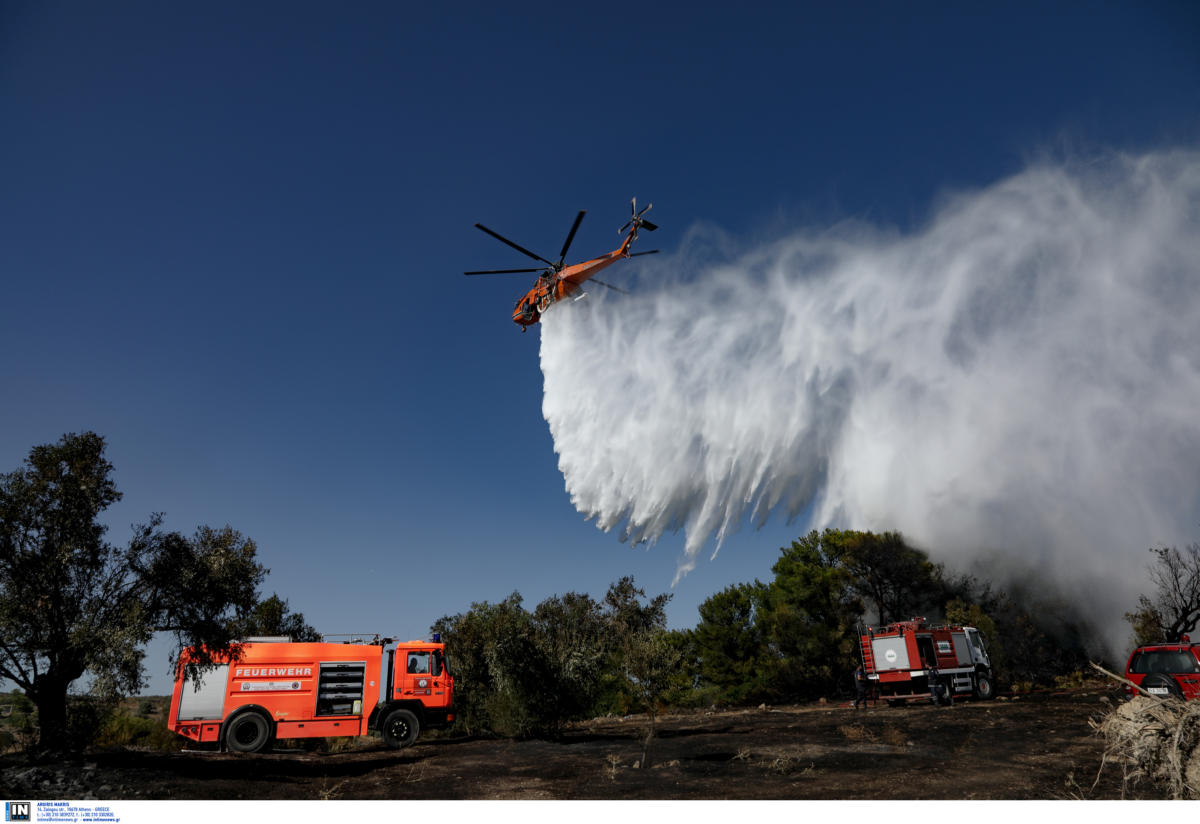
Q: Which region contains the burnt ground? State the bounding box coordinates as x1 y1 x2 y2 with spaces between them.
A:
0 688 1149 800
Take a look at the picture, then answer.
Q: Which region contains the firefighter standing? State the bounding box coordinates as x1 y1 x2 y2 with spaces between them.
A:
928 665 954 706
853 665 868 709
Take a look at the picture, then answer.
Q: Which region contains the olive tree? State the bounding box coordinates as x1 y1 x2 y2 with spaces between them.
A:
0 432 267 752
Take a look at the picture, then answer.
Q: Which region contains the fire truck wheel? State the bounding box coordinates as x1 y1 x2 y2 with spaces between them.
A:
974 673 995 700
382 708 420 749
1141 673 1184 699
225 711 272 754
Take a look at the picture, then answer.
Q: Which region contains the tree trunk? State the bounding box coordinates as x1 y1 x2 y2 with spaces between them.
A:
30 670 75 755
641 709 656 769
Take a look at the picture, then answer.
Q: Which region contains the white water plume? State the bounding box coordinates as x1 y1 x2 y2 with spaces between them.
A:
539 149 1200 632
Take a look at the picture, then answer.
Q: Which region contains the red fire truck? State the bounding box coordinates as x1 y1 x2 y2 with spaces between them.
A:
167 636 454 753
860 618 995 704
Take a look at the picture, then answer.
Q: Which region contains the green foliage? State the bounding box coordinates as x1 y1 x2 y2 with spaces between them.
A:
531 591 610 731
659 629 706 707
824 530 950 625
432 577 672 739
1125 604 1164 647
4 690 35 714
1 690 38 752
945 597 1004 675
64 696 113 750
235 593 322 642
598 577 672 714
432 593 534 737
94 714 182 750
619 626 681 767
691 582 771 704
758 530 864 699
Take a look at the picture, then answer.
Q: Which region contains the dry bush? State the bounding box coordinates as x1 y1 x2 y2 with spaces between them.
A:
605 754 621 779
1094 696 1200 798
1055 671 1086 690
837 723 876 743
316 778 346 800
279 735 364 754
762 755 814 776
880 724 908 748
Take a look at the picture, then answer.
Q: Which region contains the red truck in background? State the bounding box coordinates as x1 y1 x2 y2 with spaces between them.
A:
167 635 454 752
861 618 995 704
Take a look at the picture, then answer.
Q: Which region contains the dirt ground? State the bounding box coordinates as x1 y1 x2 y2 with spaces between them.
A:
1 688 1147 800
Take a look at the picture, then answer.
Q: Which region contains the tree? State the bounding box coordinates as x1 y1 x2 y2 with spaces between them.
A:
236 594 322 642
945 597 1006 678
0 432 266 752
1125 544 1200 644
603 577 677 767
620 627 681 767
431 577 674 740
530 592 609 733
825 530 949 626
758 530 863 699
432 593 534 736
691 581 771 704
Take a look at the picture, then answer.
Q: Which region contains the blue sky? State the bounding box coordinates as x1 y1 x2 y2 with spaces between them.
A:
2 1 1198 694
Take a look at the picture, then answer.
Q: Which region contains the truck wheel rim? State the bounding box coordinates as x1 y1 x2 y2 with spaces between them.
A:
389 718 410 740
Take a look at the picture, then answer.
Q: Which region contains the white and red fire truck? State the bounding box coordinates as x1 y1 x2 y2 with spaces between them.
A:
167 635 454 753
860 618 995 703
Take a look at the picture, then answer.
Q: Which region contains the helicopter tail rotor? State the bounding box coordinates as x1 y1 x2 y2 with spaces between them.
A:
619 197 658 234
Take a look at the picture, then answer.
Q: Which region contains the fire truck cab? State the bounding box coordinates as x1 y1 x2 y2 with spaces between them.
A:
861 618 995 704
168 636 454 753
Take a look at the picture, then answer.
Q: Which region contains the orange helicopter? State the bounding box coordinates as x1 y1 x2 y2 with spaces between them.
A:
465 198 659 330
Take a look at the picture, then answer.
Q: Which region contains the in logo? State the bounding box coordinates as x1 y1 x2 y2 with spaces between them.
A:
5 802 30 822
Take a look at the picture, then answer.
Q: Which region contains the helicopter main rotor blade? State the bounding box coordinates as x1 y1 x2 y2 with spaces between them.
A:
558 210 586 263
592 278 630 295
474 223 555 266
464 267 545 275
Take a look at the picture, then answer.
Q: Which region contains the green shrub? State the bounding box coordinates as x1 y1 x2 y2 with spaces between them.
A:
94 713 183 751
66 697 113 751
5 691 35 714
2 704 38 753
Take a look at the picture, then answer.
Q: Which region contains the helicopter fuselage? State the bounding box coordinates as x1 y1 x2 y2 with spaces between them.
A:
511 247 630 327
